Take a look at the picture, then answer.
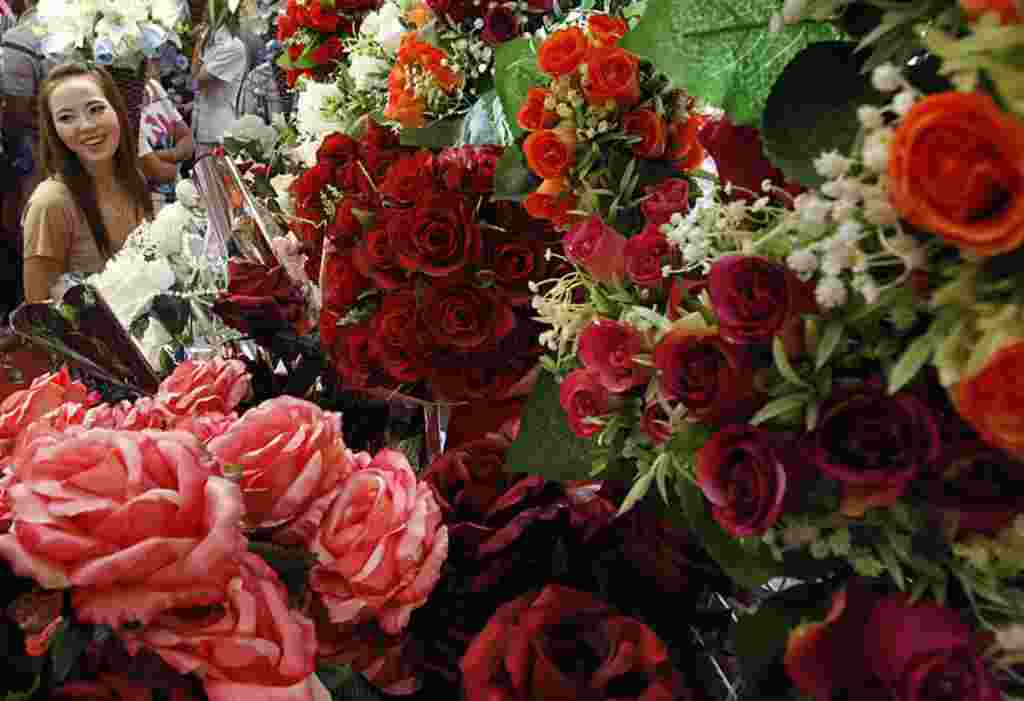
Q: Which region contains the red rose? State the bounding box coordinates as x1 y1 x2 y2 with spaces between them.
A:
317 132 360 163
708 255 814 345
311 36 343 66
481 4 519 43
953 338 1024 459
584 47 640 107
642 178 690 228
587 14 629 46
486 236 546 305
523 127 576 179
516 87 558 132
325 321 379 389
653 323 756 423
436 145 502 194
423 430 516 522
696 424 793 536
321 248 369 314
624 224 670 288
578 319 652 392
460 585 691 701
927 438 1024 533
379 150 436 203
640 399 672 444
699 116 801 202
352 225 411 290
213 260 308 339
421 281 515 351
315 618 420 696
668 116 706 171
622 109 668 159
372 290 433 383
388 195 483 277
563 215 627 284
325 197 364 248
524 178 577 225
559 368 612 438
288 43 303 61
537 26 588 77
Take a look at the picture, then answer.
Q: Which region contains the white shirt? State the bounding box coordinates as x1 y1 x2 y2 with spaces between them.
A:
192 28 248 144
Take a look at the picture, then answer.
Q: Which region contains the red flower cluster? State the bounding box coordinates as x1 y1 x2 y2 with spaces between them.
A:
277 0 380 86
297 123 563 401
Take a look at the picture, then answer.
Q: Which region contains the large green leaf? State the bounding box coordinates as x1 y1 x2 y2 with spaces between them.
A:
400 118 464 149
503 372 603 482
493 38 545 140
762 42 885 187
619 0 841 126
458 90 512 147
492 146 536 202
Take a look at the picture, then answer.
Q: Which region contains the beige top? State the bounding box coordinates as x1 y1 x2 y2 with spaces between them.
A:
21 178 143 276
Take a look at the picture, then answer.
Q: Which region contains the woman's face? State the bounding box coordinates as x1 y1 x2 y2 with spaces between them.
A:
48 74 122 169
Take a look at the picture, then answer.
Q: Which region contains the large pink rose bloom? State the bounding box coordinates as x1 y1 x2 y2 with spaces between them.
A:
208 397 354 536
119 552 329 701
309 448 448 635
37 398 175 434
0 428 246 625
0 367 92 460
156 358 251 416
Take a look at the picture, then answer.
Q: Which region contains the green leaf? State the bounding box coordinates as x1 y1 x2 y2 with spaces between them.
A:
49 620 90 685
492 146 536 202
400 118 464 148
3 675 39 701
887 332 936 395
750 392 812 425
676 479 782 588
815 318 846 371
878 544 906 590
732 584 831 680
458 90 510 146
619 466 657 515
773 336 811 388
762 42 886 187
619 0 841 126
494 38 544 140
504 373 606 481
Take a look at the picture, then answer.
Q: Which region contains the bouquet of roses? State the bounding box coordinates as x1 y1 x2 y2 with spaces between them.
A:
275 0 381 87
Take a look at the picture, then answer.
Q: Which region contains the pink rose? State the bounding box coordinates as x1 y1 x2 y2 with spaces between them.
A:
156 358 251 416
119 552 328 701
0 366 91 460
578 319 652 392
172 412 238 443
34 398 174 436
309 448 448 635
624 224 670 289
563 216 627 284
208 396 353 536
0 427 246 625
558 368 613 438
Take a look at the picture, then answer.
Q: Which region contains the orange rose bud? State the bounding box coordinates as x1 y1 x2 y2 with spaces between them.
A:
587 14 629 46
384 65 427 128
668 116 707 170
888 91 1024 257
622 109 668 159
523 127 576 179
583 46 640 107
525 179 577 223
516 87 559 131
537 26 589 77
960 0 1022 23
405 1 435 28
953 338 1024 460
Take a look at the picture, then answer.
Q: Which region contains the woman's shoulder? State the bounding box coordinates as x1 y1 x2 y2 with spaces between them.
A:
28 178 76 208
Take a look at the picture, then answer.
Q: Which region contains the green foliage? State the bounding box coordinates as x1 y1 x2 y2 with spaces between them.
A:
400 118 464 149
619 0 841 126
492 146 535 202
2 676 39 701
493 38 545 140
762 42 886 187
458 90 512 146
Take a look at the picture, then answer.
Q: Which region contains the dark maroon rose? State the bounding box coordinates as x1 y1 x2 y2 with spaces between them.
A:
379 149 437 203
388 194 483 277
481 4 519 43
321 246 370 314
640 399 673 444
559 368 613 438
371 289 433 383
653 324 756 424
326 321 379 389
424 430 517 524
578 319 652 392
698 116 803 203
289 162 332 212
352 225 410 290
324 197 365 248
436 145 503 194
421 281 515 351
696 424 793 536
425 0 472 23
708 254 815 345
213 260 308 339
563 216 627 284
642 178 690 227
926 439 1024 533
460 585 693 701
429 351 537 403
809 380 941 517
317 132 360 163
624 224 670 289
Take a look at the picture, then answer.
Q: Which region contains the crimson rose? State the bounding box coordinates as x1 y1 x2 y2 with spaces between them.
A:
563 216 627 284
927 438 1024 534
708 255 814 345
213 260 308 339
578 319 652 392
371 290 433 383
642 178 690 228
352 224 410 290
388 194 482 277
699 116 801 202
559 368 612 438
422 281 515 351
624 224 670 289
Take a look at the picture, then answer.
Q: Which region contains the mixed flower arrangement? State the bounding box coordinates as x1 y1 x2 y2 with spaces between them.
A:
275 0 379 87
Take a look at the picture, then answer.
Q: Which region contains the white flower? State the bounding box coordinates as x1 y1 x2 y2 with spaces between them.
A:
176 179 201 209
149 203 190 257
862 129 892 172
781 0 809 24
294 79 345 140
835 219 863 242
349 53 391 91
360 1 405 53
794 193 830 226
857 105 884 129
787 249 818 277
997 625 1024 653
270 173 297 215
821 177 862 202
864 197 899 226
814 150 852 179
141 318 174 368
871 63 903 92
224 114 278 154
858 276 881 304
830 198 859 222
891 90 917 117
815 276 848 309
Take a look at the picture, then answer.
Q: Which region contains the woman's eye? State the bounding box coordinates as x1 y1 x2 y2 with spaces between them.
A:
90 104 107 115
56 115 73 124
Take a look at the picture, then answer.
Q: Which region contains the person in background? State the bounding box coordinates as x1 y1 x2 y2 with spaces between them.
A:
138 57 194 215
190 15 248 156
236 39 291 124
21 62 153 302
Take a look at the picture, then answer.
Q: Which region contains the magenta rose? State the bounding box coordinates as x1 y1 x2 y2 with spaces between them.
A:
708 255 816 345
156 358 251 417
563 216 627 284
388 194 483 277
0 366 92 460
558 368 613 438
641 178 690 227
695 424 793 536
653 324 756 424
309 448 448 635
578 319 652 392
624 224 671 289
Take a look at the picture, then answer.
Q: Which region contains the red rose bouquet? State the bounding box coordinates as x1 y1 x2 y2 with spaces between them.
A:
276 0 380 87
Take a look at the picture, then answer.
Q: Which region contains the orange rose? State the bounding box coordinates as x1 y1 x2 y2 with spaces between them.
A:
622 109 667 159
537 26 588 77
960 0 1021 23
516 87 558 131
584 46 640 107
384 65 426 128
888 91 1024 257
953 337 1024 460
405 1 434 28
523 127 576 179
587 14 629 46
524 178 577 223
668 115 707 170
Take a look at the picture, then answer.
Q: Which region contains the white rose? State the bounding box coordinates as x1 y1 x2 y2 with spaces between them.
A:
270 173 297 214
349 53 390 91
176 179 201 209
360 1 405 53
294 80 345 139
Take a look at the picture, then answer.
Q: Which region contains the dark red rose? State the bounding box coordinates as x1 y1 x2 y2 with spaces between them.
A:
314 613 419 696
372 290 433 383
429 355 537 403
321 245 370 314
809 380 941 517
436 145 502 194
352 225 410 290
379 150 436 202
332 160 375 196
708 254 816 345
481 4 519 44
421 281 515 351
640 399 673 444
624 224 670 289
642 178 690 228
653 324 756 424
213 260 308 339
310 36 344 66
324 197 365 248
424 431 517 523
326 321 379 389
317 132 360 163
696 424 793 535
559 368 612 438
926 439 1024 533
288 43 303 61
563 216 627 284
290 162 332 211
388 195 483 277
485 236 546 305
460 585 692 701
300 1 340 31
699 116 802 202
578 319 652 392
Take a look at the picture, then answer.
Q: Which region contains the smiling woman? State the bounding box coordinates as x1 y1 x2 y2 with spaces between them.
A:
20 62 153 302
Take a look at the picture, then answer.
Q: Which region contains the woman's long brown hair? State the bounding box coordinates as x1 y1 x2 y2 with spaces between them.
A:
37 62 153 259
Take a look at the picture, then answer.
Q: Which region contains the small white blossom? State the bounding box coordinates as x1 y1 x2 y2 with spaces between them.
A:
830 198 860 222
891 90 918 117
997 625 1024 652
858 276 881 304
794 193 830 225
814 150 852 179
857 105 884 129
787 249 818 277
862 129 892 172
871 63 903 93
815 276 849 309
835 219 863 242
864 198 899 226
821 246 856 276
683 242 707 263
